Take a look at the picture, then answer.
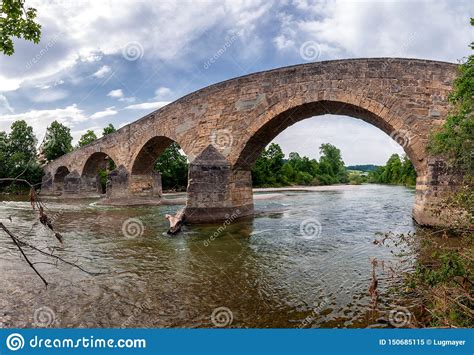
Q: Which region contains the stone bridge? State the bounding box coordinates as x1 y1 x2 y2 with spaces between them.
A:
42 58 460 226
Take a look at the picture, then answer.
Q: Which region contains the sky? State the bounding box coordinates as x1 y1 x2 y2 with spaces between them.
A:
0 0 472 165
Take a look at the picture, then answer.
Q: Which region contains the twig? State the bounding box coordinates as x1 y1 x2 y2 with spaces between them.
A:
0 223 48 286
13 235 104 276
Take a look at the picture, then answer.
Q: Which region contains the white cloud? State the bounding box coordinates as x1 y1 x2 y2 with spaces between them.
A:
0 104 87 142
107 89 124 98
0 0 272 93
119 96 136 103
30 89 69 103
0 75 21 92
71 126 102 145
274 0 472 62
273 115 405 166
125 101 170 110
154 86 173 99
93 65 112 78
90 106 118 119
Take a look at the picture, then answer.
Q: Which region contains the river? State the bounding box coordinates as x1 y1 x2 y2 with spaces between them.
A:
0 184 431 328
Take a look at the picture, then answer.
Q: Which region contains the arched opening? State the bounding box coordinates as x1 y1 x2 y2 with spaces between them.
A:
246 115 417 189
53 166 70 193
82 152 116 194
130 136 188 198
235 100 421 174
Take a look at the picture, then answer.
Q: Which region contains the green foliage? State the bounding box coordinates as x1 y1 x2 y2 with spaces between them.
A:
98 168 108 194
153 142 188 191
318 143 348 184
415 251 467 287
42 121 72 162
251 142 349 187
0 0 41 55
402 232 473 328
427 19 473 225
429 18 474 173
102 123 116 136
348 171 366 185
368 154 416 186
77 130 97 147
251 143 286 186
0 120 43 191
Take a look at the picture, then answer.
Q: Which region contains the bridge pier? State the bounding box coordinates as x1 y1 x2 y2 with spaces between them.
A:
64 171 82 195
185 145 253 223
103 165 162 204
413 158 467 228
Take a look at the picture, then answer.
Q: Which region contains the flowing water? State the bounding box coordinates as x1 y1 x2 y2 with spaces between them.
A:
0 184 431 328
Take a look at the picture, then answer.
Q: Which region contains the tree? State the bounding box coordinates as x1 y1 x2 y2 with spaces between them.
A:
318 143 348 184
0 131 9 178
251 143 286 186
102 123 116 136
0 120 43 190
251 142 349 187
42 121 72 162
368 154 416 187
0 0 41 55
154 142 188 191
8 120 36 159
77 130 97 147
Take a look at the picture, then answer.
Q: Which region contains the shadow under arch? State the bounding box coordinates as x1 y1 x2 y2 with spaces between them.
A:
81 152 117 194
234 100 423 175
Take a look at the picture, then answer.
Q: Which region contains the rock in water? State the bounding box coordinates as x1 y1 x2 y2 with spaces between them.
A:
166 208 185 235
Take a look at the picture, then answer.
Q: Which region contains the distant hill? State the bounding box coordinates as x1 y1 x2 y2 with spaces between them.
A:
346 164 380 172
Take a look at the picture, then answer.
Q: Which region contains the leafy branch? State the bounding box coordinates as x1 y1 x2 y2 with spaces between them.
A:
0 0 41 55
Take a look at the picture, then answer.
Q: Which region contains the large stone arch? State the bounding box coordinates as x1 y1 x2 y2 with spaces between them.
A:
233 98 424 173
42 58 460 226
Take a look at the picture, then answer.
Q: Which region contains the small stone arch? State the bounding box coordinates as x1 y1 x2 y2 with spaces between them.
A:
81 152 117 194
